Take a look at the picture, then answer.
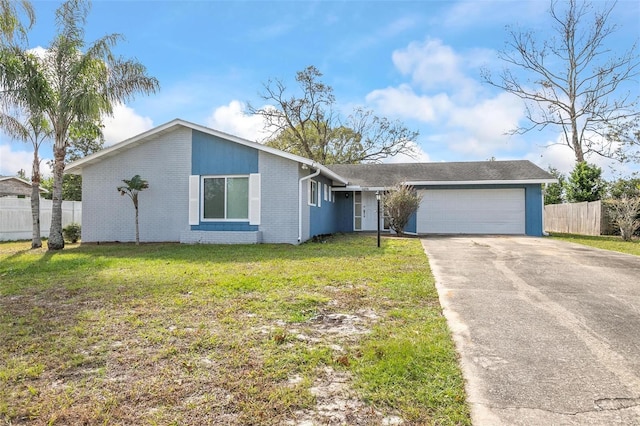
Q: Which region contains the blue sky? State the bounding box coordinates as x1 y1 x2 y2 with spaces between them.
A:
1 0 638 178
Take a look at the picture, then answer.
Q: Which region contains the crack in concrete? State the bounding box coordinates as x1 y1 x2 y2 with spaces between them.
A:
483 398 640 417
594 397 640 411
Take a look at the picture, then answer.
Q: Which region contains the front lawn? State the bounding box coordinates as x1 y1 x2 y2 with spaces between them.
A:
0 234 470 425
550 233 640 256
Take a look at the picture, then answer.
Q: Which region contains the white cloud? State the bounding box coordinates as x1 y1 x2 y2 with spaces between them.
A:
384 141 431 164
447 92 524 153
366 84 452 122
0 144 39 177
366 38 530 160
524 133 640 180
102 104 154 146
206 100 275 142
391 38 479 101
27 46 47 58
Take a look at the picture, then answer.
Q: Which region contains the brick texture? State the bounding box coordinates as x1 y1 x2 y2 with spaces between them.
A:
81 127 192 243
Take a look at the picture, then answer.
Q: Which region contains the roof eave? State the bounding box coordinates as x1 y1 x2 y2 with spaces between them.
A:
404 179 559 185
64 119 350 184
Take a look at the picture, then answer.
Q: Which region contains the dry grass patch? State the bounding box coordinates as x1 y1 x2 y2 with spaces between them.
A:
0 235 469 425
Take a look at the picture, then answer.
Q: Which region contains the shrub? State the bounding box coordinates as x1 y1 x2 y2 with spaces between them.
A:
383 184 423 236
62 223 81 243
605 197 640 241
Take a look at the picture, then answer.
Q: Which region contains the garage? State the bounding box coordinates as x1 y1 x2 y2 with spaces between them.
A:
416 188 525 234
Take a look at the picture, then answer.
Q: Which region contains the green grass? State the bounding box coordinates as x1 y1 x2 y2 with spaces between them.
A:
550 233 640 256
0 234 470 425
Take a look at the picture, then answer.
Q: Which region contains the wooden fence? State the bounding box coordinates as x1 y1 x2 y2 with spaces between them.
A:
544 200 612 236
0 197 82 241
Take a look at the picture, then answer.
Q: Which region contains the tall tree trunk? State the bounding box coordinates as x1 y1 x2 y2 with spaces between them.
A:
30 184 41 249
47 146 66 250
135 205 139 245
30 151 42 249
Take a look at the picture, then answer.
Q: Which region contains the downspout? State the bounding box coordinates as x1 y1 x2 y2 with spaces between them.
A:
542 183 549 236
298 165 321 243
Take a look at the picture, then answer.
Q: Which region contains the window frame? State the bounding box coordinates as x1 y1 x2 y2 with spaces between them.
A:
308 179 318 206
201 175 250 222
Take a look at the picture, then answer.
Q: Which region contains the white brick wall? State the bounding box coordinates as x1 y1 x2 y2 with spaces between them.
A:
81 127 192 243
180 230 261 244
258 151 302 244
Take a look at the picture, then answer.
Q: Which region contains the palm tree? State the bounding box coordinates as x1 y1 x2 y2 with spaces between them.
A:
0 0 35 46
39 0 158 250
0 37 53 249
0 112 52 248
117 175 149 245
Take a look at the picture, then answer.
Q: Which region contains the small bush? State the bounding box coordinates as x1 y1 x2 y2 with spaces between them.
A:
62 223 81 243
383 184 423 236
605 197 640 241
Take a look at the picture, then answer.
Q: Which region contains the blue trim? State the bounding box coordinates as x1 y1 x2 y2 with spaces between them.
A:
192 222 258 231
192 130 258 175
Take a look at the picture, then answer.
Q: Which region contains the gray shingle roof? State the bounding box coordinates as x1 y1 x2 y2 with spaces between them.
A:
327 160 556 187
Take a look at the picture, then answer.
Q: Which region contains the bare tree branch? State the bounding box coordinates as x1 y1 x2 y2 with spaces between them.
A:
482 0 640 163
249 66 419 164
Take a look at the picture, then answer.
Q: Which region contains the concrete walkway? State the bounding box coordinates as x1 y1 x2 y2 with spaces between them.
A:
422 236 640 426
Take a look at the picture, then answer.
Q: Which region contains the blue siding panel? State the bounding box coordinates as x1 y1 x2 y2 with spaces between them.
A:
524 184 543 236
310 176 340 236
190 130 259 232
406 211 417 234
192 130 258 175
192 222 259 231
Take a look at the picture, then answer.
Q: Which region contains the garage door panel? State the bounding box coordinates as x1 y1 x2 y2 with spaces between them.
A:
417 188 525 234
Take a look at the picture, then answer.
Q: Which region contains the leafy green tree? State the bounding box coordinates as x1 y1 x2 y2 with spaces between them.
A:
544 167 565 205
565 162 605 202
62 122 105 201
608 177 640 200
5 0 159 251
117 175 149 245
483 0 640 163
383 184 423 236
250 66 418 164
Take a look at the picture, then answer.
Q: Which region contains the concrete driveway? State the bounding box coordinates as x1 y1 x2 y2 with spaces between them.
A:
421 236 640 426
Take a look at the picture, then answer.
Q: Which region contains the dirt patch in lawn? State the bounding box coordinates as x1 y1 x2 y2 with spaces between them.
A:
1 237 470 425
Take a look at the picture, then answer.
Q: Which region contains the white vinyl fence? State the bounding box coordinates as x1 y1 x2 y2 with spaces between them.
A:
0 197 82 241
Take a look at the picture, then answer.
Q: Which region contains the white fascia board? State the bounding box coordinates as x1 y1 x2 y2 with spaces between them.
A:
65 118 185 174
333 185 388 191
405 179 558 186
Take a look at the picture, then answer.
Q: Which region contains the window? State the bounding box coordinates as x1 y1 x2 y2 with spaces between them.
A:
308 180 317 206
202 176 249 220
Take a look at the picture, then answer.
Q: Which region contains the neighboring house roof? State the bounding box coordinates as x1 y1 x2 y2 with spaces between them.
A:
0 176 49 197
65 119 349 185
327 160 557 189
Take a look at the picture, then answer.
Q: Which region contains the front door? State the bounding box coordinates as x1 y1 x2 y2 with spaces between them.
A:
354 191 382 231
